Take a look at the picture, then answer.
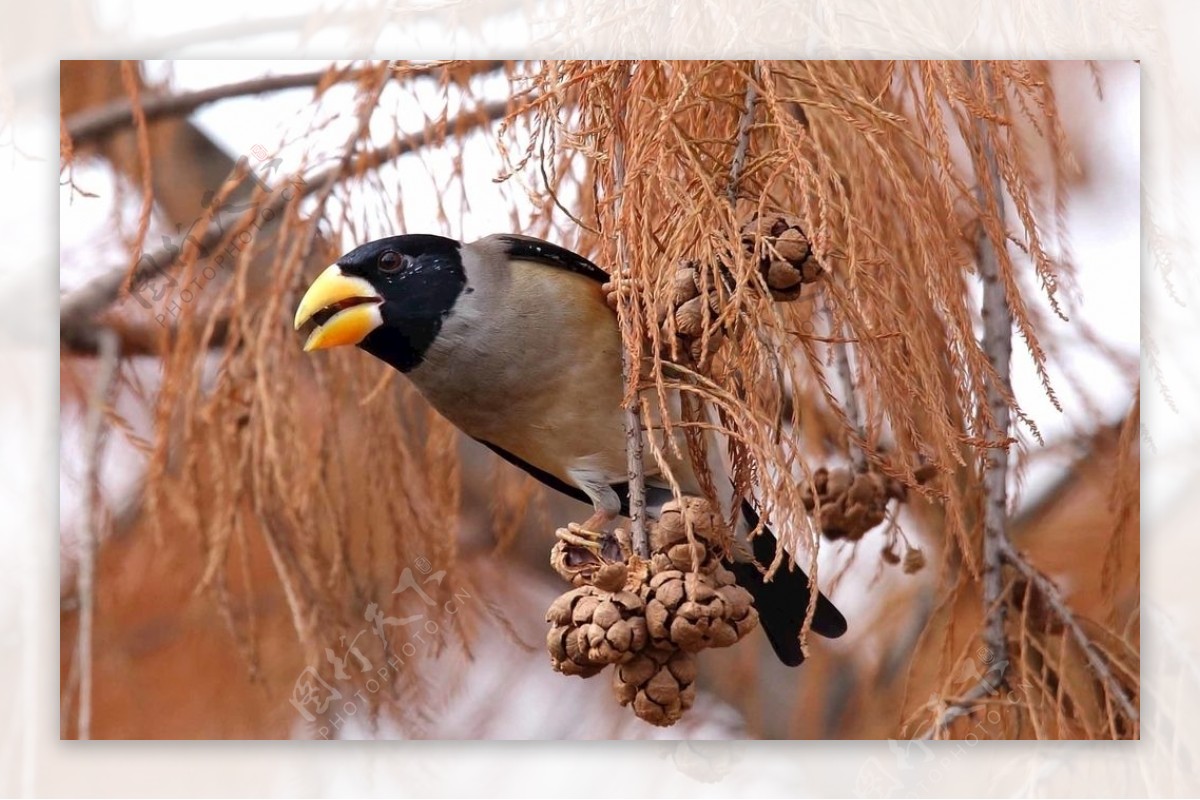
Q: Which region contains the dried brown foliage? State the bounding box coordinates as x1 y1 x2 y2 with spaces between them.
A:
60 60 1138 739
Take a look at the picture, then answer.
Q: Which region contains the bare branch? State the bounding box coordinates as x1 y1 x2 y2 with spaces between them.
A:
918 674 1001 740
974 62 1014 696
917 64 1137 739
66 61 507 147
63 318 231 358
918 61 1014 741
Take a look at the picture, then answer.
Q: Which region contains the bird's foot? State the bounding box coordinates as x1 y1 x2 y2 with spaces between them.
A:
555 522 608 555
555 515 624 563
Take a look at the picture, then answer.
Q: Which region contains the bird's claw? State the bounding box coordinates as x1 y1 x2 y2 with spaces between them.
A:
557 523 629 564
555 523 608 554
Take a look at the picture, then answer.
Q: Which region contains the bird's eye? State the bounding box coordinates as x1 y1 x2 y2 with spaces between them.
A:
378 250 405 274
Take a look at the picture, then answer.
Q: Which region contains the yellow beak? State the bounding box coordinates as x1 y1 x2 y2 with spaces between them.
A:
293 264 384 352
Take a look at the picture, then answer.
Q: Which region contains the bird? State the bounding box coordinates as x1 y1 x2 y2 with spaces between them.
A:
293 232 847 666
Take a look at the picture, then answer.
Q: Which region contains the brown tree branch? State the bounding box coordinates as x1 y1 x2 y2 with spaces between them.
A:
66 61 507 147
63 318 232 358
612 67 649 559
919 63 1137 742
60 97 517 356
974 64 1013 699
726 61 758 206
918 673 1002 740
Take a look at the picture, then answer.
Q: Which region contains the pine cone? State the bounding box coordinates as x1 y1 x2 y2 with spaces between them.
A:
802 466 899 541
612 646 697 727
545 585 648 676
544 496 761 727
650 497 728 572
643 563 758 652
670 264 700 306
739 211 824 301
661 261 726 366
550 539 628 591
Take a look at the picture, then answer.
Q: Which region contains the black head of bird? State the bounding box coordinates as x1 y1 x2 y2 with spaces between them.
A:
293 234 466 372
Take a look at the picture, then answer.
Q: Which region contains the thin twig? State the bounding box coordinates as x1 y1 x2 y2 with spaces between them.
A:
76 327 120 739
66 61 506 146
918 675 1001 739
64 318 230 357
726 61 759 205
60 98 517 353
612 64 649 558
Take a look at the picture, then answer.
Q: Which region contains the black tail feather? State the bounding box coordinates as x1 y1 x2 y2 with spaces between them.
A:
730 502 847 667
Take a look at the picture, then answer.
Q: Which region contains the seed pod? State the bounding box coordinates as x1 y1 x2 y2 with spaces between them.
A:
674 296 706 338
643 567 757 653
799 257 826 283
546 496 760 726
550 539 604 587
766 260 804 297
591 561 629 593
741 211 791 239
826 467 853 497
903 546 927 574
738 210 824 301
671 264 701 306
612 647 697 727
652 497 729 569
773 228 811 263
802 466 898 541
546 585 648 676
545 625 603 678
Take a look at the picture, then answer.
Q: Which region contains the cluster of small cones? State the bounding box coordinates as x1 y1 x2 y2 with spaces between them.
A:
800 466 907 542
801 463 938 573
739 210 826 301
605 210 825 366
545 498 758 727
